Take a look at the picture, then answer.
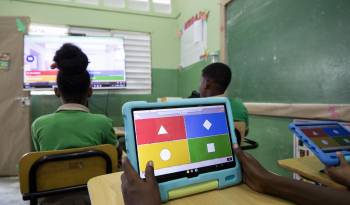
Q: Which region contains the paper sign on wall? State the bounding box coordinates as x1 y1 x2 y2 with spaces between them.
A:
0 53 10 70
180 11 209 68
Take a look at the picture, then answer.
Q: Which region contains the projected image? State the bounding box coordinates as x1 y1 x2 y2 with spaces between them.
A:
24 35 126 90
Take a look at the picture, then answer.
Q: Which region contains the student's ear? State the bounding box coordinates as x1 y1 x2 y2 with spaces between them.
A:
54 88 60 98
205 78 214 89
87 87 93 98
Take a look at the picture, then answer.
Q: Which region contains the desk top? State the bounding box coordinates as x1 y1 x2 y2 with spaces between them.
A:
88 172 293 205
278 156 346 189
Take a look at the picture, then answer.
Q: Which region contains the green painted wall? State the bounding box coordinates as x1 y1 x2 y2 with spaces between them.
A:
178 60 208 97
0 0 179 69
175 0 222 97
246 116 293 177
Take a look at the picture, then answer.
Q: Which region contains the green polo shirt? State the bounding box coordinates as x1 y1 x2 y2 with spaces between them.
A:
32 104 116 151
230 98 249 129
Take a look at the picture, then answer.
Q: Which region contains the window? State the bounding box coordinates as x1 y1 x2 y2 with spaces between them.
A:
70 27 152 94
18 0 173 15
128 0 150 11
152 0 171 14
111 30 151 93
103 0 125 8
75 0 99 6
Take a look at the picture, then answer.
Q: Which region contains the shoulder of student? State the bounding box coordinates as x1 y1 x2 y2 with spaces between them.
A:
31 113 57 128
88 113 114 127
230 98 246 109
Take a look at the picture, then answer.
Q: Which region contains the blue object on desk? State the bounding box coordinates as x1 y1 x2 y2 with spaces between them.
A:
289 122 350 166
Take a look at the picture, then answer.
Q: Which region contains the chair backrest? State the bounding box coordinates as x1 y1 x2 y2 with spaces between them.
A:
19 144 118 197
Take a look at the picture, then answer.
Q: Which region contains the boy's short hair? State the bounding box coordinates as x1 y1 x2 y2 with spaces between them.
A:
201 62 232 92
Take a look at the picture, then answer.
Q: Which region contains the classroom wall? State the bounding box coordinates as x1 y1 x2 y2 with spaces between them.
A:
174 0 221 53
175 0 221 97
0 0 181 125
0 0 179 69
4 0 295 176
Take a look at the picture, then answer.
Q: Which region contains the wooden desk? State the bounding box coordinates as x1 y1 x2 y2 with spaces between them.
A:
88 172 293 205
278 156 346 189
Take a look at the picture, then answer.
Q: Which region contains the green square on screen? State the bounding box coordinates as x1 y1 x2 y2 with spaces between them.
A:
333 136 350 146
188 134 232 163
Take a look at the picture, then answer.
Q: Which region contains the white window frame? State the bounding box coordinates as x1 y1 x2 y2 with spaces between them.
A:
69 27 152 94
152 0 172 14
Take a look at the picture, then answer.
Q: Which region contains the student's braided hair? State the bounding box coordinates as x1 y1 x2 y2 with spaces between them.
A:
53 43 91 102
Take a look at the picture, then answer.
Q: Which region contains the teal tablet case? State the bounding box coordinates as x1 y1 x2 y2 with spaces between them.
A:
122 97 242 202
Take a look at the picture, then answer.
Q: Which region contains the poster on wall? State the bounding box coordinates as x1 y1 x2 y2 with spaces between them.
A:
180 11 209 68
0 53 10 70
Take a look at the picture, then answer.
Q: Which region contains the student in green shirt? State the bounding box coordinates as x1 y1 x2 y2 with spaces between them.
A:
198 62 249 144
32 43 117 152
31 43 119 205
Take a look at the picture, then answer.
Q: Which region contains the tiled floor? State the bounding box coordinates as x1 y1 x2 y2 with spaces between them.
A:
0 177 28 205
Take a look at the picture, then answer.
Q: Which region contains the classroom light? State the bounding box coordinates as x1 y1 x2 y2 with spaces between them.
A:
28 24 68 36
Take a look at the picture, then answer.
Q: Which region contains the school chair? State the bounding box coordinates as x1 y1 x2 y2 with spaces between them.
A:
234 121 259 150
19 144 118 205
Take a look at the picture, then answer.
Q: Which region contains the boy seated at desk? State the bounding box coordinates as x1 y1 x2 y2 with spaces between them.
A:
31 43 120 205
199 62 249 144
121 147 350 205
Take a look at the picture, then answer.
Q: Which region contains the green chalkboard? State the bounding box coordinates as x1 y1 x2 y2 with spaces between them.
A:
226 0 350 103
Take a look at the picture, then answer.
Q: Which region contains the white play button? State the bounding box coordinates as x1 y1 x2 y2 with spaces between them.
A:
158 126 168 135
160 149 171 161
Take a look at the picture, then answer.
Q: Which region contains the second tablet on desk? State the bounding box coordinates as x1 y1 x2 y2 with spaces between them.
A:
289 122 350 166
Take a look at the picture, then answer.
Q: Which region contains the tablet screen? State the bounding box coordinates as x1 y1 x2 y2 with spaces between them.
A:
299 124 350 153
132 104 235 182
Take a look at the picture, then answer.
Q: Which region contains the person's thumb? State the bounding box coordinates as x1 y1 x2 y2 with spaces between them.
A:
336 152 347 166
145 161 157 183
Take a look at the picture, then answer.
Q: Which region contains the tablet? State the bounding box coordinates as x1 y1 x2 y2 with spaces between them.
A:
289 122 350 166
122 98 241 202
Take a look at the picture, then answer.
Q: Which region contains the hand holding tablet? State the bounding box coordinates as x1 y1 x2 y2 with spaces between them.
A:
121 158 161 205
325 152 350 189
122 98 242 202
